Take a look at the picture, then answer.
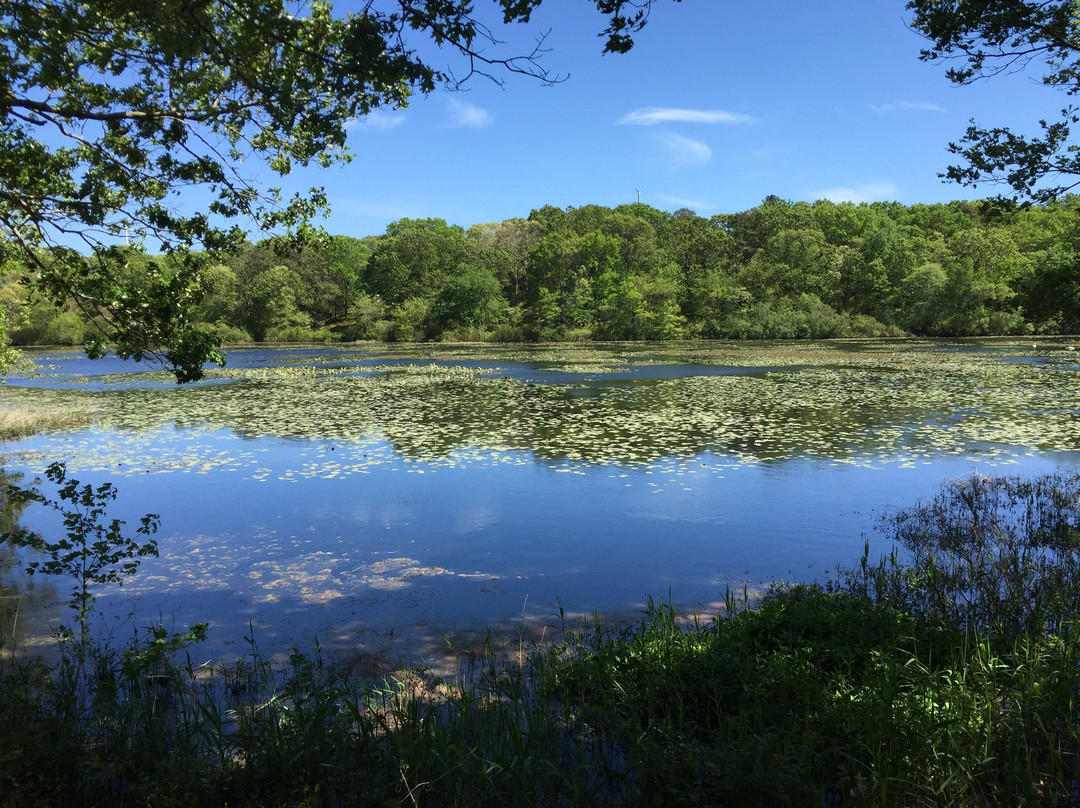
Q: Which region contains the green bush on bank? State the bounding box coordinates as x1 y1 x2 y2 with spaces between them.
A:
3 470 1080 806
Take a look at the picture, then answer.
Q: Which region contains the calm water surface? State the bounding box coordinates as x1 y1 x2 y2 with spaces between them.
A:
2 340 1078 661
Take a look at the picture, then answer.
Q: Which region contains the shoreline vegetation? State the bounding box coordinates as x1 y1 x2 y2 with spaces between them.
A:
2 400 1080 805
3 476 1080 807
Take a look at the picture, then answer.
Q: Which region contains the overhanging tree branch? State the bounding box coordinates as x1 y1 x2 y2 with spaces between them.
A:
908 0 1080 200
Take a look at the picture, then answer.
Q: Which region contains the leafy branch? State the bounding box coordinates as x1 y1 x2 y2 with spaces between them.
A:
908 0 1080 201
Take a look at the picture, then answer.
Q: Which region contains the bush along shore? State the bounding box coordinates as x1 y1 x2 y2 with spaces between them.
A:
2 468 1080 807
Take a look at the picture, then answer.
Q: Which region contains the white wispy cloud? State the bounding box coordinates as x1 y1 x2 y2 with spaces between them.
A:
810 182 899 204
655 132 712 167
446 98 494 128
870 100 945 114
332 196 419 221
617 106 755 126
345 110 406 131
657 194 713 213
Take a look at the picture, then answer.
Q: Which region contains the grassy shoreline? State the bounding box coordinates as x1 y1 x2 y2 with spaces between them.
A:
3 580 1079 807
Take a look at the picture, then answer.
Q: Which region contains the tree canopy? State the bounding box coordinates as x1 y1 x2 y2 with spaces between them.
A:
908 0 1080 201
12 197 1075 349
0 0 670 381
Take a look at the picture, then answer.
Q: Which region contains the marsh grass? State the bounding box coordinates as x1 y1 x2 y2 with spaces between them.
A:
4 469 1080 806
4 596 1079 807
0 406 92 440
547 587 1080 806
0 623 632 807
837 471 1080 637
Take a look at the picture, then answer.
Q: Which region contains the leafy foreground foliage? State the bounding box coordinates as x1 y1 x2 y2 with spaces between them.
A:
4 471 1080 806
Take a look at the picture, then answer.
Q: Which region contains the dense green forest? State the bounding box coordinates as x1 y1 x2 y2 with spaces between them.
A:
7 195 1080 351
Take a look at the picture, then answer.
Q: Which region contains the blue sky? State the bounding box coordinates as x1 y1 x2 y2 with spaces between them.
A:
276 1 1054 239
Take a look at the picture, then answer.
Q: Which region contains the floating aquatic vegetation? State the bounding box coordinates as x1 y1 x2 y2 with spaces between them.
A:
0 340 1075 482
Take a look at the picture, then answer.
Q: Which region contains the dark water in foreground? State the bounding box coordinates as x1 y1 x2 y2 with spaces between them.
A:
2 340 1078 662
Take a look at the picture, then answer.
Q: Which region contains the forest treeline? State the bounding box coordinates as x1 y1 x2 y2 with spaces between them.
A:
7 195 1080 349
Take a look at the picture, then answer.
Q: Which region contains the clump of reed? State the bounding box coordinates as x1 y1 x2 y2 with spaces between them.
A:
0 407 92 440
548 586 1080 806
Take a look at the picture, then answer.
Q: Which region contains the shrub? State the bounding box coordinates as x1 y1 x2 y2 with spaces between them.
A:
196 321 253 344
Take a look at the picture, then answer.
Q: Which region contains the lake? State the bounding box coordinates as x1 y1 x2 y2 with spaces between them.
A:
2 338 1078 664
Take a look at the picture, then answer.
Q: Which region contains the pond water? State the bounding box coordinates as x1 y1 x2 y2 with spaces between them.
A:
1 339 1078 664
